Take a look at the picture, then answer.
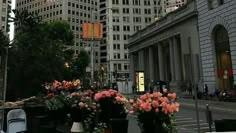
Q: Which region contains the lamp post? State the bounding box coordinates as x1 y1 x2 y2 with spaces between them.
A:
1 46 9 130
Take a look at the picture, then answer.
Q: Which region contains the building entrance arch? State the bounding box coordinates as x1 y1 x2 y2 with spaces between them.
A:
213 25 233 90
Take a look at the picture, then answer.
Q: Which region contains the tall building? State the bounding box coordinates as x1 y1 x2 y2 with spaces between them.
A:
99 0 186 84
0 0 11 33
15 0 101 74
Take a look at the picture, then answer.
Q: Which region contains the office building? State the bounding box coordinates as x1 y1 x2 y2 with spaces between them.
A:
0 0 11 33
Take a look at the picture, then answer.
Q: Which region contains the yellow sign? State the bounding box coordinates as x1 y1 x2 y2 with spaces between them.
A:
136 71 145 92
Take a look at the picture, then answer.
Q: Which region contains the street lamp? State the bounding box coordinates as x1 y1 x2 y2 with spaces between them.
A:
1 46 10 130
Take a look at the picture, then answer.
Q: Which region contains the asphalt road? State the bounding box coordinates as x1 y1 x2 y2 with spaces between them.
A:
177 100 236 133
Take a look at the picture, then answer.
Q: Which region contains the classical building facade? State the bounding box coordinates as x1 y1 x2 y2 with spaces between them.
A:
99 0 186 83
197 0 236 92
128 1 201 93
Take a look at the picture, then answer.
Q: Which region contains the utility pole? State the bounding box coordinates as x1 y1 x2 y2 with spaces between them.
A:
188 37 201 133
2 47 8 130
90 2 94 84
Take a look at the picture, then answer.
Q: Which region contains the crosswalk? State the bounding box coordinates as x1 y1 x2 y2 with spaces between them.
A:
176 115 215 133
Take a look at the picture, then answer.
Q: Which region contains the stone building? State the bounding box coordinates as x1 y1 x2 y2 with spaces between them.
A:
128 0 201 93
0 0 11 33
197 0 236 92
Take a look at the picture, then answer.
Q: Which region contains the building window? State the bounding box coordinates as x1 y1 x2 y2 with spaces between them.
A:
133 0 140 5
123 17 130 23
124 53 129 59
123 8 129 14
124 64 129 70
118 64 121 70
113 25 120 31
113 34 120 40
123 26 130 31
133 17 141 23
208 0 222 9
112 0 119 4
113 16 120 22
112 8 120 14
218 0 224 5
122 0 129 5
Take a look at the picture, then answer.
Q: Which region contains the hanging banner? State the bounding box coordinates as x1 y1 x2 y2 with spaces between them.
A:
82 23 103 39
135 71 145 92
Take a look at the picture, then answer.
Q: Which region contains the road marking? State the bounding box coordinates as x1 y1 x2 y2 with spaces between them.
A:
176 120 203 124
176 118 192 121
194 126 215 130
181 123 208 127
175 115 185 118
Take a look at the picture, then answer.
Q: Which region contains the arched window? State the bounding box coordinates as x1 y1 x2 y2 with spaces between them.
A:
214 25 232 90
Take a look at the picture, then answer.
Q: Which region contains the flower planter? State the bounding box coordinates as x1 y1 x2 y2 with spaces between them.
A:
138 112 166 133
70 107 86 133
47 108 68 124
109 118 128 133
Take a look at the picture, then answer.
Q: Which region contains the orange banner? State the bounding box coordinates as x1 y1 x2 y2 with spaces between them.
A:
82 23 103 39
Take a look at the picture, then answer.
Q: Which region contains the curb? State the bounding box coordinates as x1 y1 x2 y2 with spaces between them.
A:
180 102 236 113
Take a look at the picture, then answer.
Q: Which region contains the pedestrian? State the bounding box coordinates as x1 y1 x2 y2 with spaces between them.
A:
205 84 208 99
188 86 192 96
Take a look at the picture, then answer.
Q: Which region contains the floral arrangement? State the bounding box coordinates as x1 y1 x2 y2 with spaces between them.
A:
43 79 81 110
44 79 81 93
94 89 128 123
129 88 179 132
94 89 128 105
68 90 98 132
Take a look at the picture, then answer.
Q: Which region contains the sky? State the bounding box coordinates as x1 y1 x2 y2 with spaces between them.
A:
9 0 15 41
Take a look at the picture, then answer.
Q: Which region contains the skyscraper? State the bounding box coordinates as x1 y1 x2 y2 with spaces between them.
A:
99 0 186 83
0 0 11 33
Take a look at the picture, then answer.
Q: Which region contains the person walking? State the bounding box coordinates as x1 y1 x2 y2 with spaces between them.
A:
205 84 209 99
188 86 192 96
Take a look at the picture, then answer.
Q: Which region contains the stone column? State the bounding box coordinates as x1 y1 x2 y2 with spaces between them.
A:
169 38 175 81
158 44 164 80
139 50 144 71
129 53 135 83
173 36 182 81
149 47 154 81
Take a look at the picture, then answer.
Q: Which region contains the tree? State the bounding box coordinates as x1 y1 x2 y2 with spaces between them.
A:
7 10 74 99
0 30 9 52
73 49 90 78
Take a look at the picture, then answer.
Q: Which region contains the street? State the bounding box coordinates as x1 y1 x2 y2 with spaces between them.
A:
127 98 236 133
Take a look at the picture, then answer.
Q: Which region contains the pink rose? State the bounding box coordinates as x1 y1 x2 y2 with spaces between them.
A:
129 99 134 103
71 92 78 97
79 102 84 107
155 108 159 112
129 111 134 114
152 100 159 108
94 93 102 101
104 91 111 97
163 88 168 93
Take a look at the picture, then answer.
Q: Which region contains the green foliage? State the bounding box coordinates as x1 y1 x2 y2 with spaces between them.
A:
7 10 77 100
45 21 74 46
74 49 90 78
44 95 65 110
0 30 9 52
